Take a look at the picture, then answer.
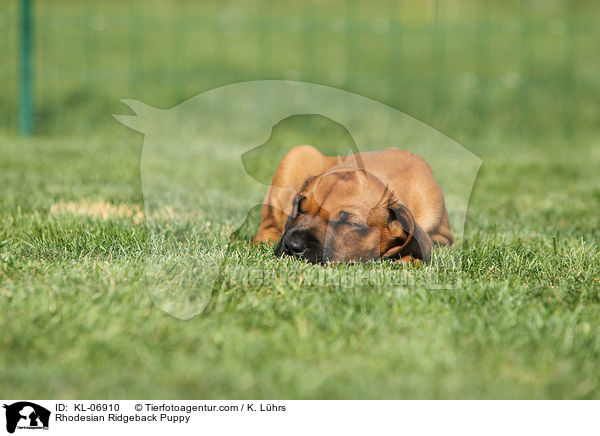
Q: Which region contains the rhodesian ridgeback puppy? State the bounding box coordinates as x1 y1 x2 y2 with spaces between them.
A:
254 145 453 264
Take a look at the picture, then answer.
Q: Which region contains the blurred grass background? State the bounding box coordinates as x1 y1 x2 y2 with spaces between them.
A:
1 0 598 144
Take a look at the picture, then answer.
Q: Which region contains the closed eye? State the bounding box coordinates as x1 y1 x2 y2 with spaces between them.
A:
336 211 367 229
345 221 367 229
293 194 306 216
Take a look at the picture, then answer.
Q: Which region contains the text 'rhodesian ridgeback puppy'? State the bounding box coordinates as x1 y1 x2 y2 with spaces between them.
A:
254 146 453 264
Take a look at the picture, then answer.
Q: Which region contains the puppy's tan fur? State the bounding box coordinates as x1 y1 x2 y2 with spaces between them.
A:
255 145 453 262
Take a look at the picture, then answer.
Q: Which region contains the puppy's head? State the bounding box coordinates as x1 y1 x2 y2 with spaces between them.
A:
274 168 431 263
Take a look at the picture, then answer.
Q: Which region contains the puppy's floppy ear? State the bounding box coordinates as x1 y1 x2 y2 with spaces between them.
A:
382 199 432 263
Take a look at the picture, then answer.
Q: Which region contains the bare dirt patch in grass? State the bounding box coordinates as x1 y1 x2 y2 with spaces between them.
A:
50 200 145 223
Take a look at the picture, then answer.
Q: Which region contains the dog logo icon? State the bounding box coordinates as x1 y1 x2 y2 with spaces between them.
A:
3 402 50 433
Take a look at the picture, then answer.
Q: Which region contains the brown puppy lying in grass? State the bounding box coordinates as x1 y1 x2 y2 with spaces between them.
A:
254 145 453 264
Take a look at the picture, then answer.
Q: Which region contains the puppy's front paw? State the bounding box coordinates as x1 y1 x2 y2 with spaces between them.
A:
399 255 423 267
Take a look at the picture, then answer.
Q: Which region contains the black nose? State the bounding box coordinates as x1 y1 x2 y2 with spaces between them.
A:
284 234 307 256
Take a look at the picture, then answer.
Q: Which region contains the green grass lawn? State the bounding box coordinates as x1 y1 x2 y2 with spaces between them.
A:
1 0 599 399
1 126 598 399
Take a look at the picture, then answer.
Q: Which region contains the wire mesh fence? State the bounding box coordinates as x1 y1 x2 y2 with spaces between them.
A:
1 0 598 140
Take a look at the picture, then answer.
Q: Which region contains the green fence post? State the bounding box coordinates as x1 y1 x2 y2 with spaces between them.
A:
19 0 34 135
431 0 444 123
519 0 531 137
564 0 577 139
388 0 403 108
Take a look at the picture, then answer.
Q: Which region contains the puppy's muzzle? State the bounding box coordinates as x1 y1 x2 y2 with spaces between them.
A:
283 232 307 256
275 229 322 263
